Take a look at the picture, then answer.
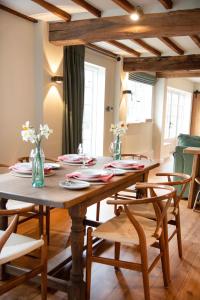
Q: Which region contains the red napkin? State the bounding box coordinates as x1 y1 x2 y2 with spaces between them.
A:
65 172 113 182
104 162 144 170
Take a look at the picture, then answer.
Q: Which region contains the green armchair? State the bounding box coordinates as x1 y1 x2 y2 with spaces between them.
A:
173 134 200 198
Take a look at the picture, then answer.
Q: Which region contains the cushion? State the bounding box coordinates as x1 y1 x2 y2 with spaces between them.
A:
178 134 200 147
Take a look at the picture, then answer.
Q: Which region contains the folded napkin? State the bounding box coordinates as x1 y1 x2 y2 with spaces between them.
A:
65 172 113 182
104 162 144 170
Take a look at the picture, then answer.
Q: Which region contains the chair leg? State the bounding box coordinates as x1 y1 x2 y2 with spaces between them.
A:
114 242 120 270
140 244 150 300
193 190 200 211
46 207 50 245
163 217 171 283
175 210 182 259
96 202 100 221
159 233 169 287
41 236 47 300
86 227 93 300
39 205 44 236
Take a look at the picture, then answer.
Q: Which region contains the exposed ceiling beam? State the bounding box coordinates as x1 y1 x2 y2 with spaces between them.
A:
123 54 200 72
71 0 101 18
0 4 38 23
159 37 184 55
49 9 200 45
156 70 200 78
31 0 71 21
158 0 173 9
111 0 136 13
132 39 161 56
108 40 140 57
86 43 119 59
190 35 200 48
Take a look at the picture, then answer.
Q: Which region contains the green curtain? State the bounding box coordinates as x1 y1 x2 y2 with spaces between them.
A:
62 45 85 154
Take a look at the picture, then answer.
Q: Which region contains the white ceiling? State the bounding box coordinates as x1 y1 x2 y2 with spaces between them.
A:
1 0 200 82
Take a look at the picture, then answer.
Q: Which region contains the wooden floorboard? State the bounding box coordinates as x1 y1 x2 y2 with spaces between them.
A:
1 157 200 300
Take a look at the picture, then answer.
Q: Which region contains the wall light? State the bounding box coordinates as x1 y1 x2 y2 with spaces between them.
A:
51 76 63 84
130 6 143 21
123 90 132 95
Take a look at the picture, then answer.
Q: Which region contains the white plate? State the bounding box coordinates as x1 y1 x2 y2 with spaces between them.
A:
10 171 56 178
106 168 126 175
44 163 60 169
59 180 90 190
77 169 109 178
113 159 138 165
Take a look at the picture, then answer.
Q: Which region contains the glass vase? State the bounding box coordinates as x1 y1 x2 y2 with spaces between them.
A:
31 146 45 188
113 134 121 160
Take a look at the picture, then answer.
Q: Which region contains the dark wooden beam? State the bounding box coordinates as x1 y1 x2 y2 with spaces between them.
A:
111 0 136 13
158 0 173 9
132 39 161 56
108 40 140 57
0 4 38 23
156 70 200 78
71 0 101 17
31 0 71 21
159 37 184 55
190 35 200 48
86 43 119 59
123 55 200 72
49 9 200 45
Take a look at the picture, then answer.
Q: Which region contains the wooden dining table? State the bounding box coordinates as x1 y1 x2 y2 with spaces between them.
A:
0 157 159 300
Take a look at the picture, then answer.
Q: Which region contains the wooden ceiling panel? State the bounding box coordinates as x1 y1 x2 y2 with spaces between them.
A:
132 39 161 56
71 0 101 18
0 4 38 23
111 0 136 13
190 35 200 48
156 70 200 78
158 0 173 9
108 40 140 57
31 0 71 21
159 37 184 55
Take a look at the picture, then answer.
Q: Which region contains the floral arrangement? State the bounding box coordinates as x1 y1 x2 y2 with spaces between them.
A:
21 121 53 146
110 121 128 136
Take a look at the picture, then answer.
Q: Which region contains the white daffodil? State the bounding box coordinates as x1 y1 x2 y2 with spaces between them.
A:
21 122 53 146
110 121 127 136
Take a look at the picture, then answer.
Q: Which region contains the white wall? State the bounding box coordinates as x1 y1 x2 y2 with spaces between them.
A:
0 10 36 164
167 78 194 93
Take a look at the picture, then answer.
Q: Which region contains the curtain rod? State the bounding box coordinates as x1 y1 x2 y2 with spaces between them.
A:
86 44 121 61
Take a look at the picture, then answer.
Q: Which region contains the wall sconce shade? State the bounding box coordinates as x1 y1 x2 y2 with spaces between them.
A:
123 90 132 95
51 76 63 83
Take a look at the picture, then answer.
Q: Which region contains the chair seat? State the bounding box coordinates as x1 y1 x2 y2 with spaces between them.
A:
0 231 44 265
6 200 34 210
92 213 157 246
128 203 175 221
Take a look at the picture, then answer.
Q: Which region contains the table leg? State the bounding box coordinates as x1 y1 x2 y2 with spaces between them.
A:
188 154 200 208
68 205 87 300
0 198 8 280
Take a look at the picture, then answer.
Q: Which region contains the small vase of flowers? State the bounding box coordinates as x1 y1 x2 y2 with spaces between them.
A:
21 121 53 187
110 121 127 160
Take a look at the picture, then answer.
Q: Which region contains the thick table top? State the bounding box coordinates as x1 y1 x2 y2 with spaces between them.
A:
0 158 159 209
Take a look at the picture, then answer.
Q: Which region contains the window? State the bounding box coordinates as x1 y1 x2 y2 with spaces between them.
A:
164 87 192 139
126 80 153 123
82 62 105 156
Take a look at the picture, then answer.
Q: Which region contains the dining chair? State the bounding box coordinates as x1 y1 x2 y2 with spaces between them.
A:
17 156 58 244
86 183 176 300
0 164 50 243
95 153 149 221
119 173 191 259
0 205 47 299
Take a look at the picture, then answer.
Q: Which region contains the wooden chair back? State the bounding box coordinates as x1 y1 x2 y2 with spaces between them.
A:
121 153 149 160
107 183 176 242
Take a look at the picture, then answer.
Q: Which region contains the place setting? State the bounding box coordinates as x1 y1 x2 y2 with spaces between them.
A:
9 162 59 178
104 159 145 171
